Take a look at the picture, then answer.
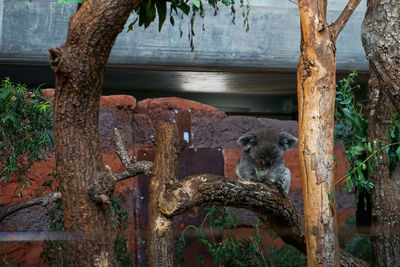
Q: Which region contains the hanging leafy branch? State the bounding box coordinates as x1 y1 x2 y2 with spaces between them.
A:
0 78 53 189
333 71 400 198
58 0 251 51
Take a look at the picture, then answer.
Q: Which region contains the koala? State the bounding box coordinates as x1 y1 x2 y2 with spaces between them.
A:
235 128 298 194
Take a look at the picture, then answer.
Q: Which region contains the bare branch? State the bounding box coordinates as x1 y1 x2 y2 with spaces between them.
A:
113 128 132 167
160 174 305 252
330 0 361 40
113 128 153 181
0 192 62 223
159 174 368 266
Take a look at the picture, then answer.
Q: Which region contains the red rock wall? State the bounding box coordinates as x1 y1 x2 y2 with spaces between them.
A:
0 94 354 266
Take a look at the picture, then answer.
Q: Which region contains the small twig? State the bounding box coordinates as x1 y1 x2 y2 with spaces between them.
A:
288 0 298 6
0 192 62 223
330 141 400 192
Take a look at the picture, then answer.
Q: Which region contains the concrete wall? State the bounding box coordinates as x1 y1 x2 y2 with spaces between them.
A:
0 0 368 71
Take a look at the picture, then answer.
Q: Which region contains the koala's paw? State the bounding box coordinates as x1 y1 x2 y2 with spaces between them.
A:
274 181 287 195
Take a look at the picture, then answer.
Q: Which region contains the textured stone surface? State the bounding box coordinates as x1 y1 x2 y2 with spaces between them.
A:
99 95 136 153
192 116 300 148
135 97 225 123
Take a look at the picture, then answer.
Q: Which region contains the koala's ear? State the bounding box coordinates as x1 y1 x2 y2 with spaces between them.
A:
237 132 258 152
279 132 298 150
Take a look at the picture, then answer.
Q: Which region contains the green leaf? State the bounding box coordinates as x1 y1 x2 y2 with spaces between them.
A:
156 0 167 31
341 107 367 137
178 2 191 15
191 0 201 8
2 113 17 124
396 146 400 158
350 143 366 156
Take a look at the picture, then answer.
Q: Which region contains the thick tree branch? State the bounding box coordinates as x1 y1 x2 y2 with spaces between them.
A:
0 192 61 223
330 0 361 40
159 174 368 266
113 128 153 180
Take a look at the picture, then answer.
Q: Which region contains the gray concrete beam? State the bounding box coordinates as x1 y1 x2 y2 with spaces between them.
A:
0 0 368 71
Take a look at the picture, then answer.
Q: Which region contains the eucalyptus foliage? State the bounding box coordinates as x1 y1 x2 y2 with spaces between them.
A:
334 71 400 198
58 0 250 51
0 78 53 187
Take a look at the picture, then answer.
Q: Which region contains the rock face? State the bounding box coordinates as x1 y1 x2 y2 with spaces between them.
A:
0 95 354 266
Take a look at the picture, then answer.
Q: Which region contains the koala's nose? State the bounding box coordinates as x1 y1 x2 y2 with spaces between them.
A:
264 157 272 167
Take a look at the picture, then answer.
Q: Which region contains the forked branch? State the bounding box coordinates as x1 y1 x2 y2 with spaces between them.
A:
330 0 361 40
113 128 153 181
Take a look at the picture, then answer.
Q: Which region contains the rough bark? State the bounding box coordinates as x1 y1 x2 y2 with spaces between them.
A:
297 0 360 265
0 192 62 223
365 69 400 265
159 174 368 267
113 128 153 181
361 2 400 265
147 123 186 267
49 0 139 265
362 0 400 113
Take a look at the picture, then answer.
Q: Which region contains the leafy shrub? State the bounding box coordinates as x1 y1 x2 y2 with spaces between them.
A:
334 71 400 197
0 78 53 189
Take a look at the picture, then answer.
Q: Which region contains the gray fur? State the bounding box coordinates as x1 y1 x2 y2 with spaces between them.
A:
235 128 297 194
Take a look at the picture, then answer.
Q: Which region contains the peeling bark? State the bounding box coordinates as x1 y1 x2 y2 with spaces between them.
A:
297 0 360 265
49 0 140 265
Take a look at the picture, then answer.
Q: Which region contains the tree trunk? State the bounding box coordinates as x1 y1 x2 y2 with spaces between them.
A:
365 69 400 266
297 0 360 265
147 123 185 267
49 0 139 265
362 0 400 113
362 1 400 265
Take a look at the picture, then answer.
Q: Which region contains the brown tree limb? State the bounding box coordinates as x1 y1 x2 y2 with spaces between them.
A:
113 128 153 180
330 0 361 40
159 174 368 267
0 192 62 223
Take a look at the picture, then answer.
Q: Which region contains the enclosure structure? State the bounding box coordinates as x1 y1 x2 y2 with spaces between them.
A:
0 0 367 117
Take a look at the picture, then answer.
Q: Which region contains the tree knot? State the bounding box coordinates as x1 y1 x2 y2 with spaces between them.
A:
88 165 116 205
